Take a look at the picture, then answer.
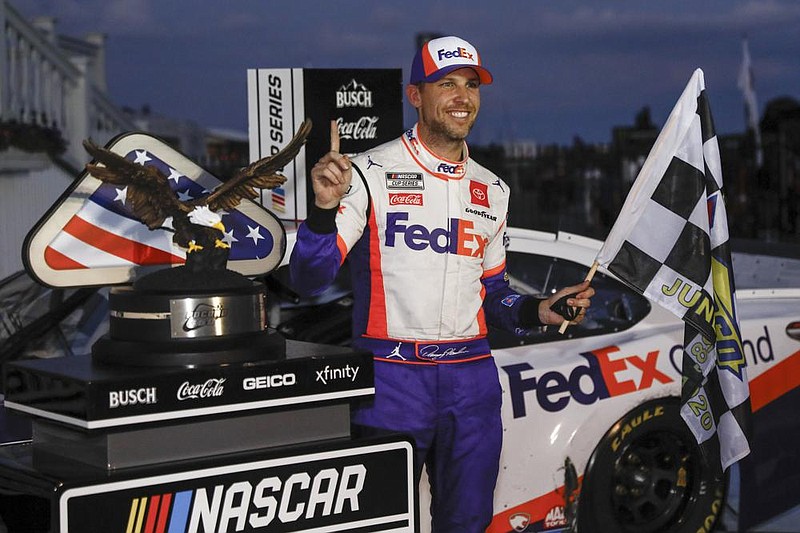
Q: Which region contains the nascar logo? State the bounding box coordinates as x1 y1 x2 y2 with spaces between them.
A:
125 465 367 532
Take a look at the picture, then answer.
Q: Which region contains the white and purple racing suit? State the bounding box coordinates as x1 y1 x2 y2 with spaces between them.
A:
290 124 541 532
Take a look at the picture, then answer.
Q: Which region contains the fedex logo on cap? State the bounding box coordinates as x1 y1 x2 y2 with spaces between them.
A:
438 46 474 61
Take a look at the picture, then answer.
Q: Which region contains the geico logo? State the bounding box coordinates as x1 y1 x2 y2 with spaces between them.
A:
437 47 474 61
611 405 665 452
503 346 673 416
131 464 367 532
243 374 297 390
385 212 488 258
109 387 157 408
436 162 464 175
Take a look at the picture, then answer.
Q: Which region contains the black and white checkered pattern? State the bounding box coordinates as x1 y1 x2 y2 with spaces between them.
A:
596 69 751 472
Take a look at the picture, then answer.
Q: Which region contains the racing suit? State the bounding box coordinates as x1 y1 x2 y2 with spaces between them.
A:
290 124 541 532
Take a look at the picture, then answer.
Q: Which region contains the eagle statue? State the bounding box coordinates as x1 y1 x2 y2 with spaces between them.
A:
82 119 312 280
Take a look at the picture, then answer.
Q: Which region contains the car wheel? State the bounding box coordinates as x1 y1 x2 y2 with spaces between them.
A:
577 398 726 533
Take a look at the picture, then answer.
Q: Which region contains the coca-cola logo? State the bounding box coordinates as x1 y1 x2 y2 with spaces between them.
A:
389 193 423 206
177 378 226 401
337 116 379 140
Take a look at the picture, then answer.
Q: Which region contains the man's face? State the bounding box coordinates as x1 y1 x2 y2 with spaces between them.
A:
408 68 481 146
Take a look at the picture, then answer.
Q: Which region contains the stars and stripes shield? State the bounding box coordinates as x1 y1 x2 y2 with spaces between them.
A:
23 133 286 288
595 69 751 472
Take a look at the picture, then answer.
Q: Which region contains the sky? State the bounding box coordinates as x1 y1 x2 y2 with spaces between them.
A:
14 0 800 146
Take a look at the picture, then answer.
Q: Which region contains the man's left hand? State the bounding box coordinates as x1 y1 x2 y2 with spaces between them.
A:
539 281 595 326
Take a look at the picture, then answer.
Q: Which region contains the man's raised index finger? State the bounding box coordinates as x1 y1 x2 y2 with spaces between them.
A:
330 120 340 153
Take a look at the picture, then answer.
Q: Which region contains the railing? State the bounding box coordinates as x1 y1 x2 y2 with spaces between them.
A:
1 0 134 168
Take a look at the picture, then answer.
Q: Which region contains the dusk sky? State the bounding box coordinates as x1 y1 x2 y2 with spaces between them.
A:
15 0 800 146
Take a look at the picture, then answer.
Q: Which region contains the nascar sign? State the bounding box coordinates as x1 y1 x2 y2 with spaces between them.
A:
23 133 286 288
59 440 415 532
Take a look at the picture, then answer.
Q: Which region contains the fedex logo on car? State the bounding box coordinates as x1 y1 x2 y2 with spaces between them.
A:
438 47 474 61
503 346 674 416
385 212 488 258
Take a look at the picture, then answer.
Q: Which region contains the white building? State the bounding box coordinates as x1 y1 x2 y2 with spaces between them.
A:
0 0 136 280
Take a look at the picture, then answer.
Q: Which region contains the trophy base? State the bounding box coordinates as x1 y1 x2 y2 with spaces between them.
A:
92 328 286 367
99 278 281 367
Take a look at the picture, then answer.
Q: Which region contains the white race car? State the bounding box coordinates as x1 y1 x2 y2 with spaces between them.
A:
275 227 800 533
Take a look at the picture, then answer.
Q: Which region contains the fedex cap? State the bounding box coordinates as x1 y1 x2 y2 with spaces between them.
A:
410 36 493 85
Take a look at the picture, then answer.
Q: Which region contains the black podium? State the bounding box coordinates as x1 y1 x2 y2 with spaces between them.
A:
0 340 417 532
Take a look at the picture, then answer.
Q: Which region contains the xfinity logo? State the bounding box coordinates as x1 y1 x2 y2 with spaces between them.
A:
243 373 297 390
316 365 360 385
109 387 157 409
336 79 373 108
177 378 226 400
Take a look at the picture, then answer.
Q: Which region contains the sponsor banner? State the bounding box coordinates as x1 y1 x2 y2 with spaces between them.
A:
59 440 415 532
248 68 403 222
4 351 374 428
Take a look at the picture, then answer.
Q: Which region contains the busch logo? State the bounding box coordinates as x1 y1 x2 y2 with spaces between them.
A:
437 46 474 61
389 193 423 206
337 116 378 140
385 212 488 258
177 378 226 401
109 387 157 409
503 346 673 416
336 79 373 108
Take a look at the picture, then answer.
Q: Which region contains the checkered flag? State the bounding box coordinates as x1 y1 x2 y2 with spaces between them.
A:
595 69 751 472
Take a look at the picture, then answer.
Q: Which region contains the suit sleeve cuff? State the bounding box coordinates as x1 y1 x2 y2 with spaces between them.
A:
518 296 545 328
305 204 338 234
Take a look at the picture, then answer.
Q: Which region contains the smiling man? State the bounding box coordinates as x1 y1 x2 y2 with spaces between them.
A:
290 35 594 532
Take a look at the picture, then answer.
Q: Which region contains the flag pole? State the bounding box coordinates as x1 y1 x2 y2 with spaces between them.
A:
558 261 598 334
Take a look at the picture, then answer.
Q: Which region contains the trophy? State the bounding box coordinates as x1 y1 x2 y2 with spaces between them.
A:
49 120 311 366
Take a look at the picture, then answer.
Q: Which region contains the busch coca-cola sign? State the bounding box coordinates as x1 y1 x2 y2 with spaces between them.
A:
177 378 226 401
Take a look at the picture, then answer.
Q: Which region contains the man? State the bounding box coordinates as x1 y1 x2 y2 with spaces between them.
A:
290 36 594 532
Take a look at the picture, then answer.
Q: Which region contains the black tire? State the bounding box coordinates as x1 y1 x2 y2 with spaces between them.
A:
577 398 726 533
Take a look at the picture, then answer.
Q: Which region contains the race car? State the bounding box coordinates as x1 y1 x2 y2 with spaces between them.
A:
274 226 800 533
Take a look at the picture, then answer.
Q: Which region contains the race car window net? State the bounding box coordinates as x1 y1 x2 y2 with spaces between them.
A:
488 252 651 349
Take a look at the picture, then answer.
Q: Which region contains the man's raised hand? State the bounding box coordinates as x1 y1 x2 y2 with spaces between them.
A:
310 120 352 209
